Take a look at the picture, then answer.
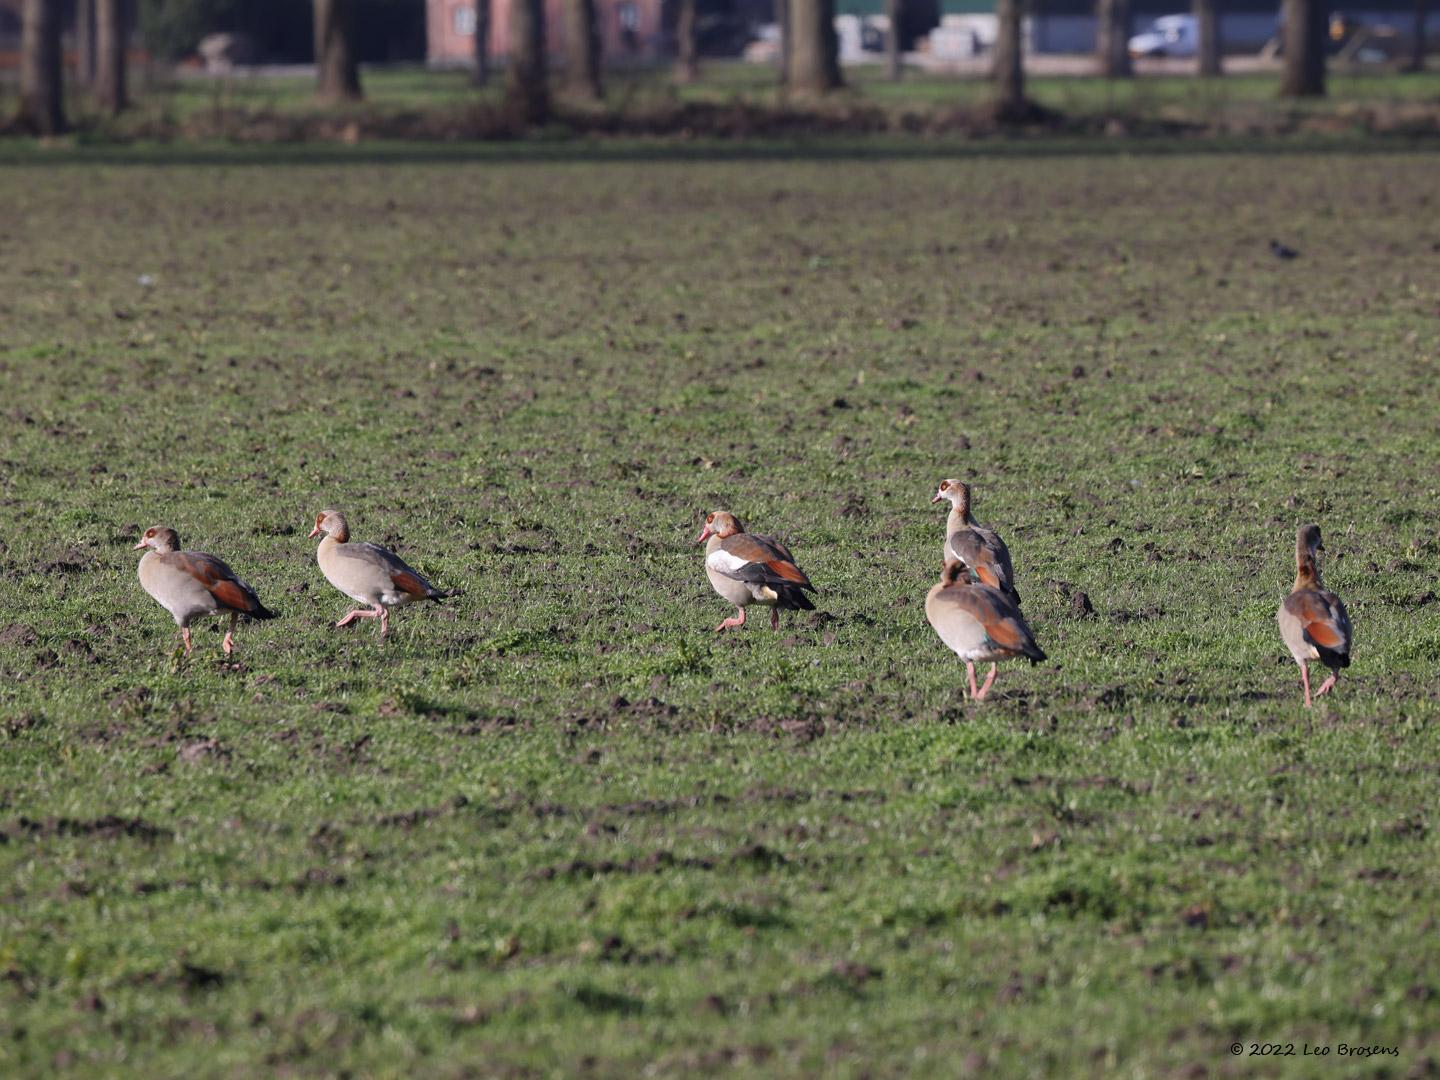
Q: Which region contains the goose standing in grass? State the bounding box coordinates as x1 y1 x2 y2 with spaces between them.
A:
1278 524 1352 707
926 559 1045 701
697 511 816 632
134 526 277 656
932 479 1021 605
309 510 455 640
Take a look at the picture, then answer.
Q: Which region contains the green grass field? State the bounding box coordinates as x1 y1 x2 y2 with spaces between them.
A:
2 142 1440 1077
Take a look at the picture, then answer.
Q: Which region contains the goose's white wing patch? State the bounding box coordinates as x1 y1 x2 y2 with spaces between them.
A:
706 548 753 578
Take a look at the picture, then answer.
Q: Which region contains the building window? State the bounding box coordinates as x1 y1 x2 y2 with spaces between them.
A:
454 5 477 34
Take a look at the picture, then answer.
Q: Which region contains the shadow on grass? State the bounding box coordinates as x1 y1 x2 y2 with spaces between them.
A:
2 133 1440 169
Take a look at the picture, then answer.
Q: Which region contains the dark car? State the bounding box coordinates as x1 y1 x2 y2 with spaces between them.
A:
697 14 757 57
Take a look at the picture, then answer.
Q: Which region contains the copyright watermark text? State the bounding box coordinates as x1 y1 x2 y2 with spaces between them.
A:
1230 1043 1399 1059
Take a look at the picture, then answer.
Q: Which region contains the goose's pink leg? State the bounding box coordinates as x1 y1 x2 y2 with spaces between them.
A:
714 608 746 632
180 627 193 655
1315 672 1338 698
966 661 979 700
1299 662 1313 708
975 663 999 701
770 608 780 631
379 607 390 640
222 613 237 656
336 606 383 630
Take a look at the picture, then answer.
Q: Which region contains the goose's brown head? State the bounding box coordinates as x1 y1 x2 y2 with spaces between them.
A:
932 479 972 515
696 511 743 544
309 510 349 542
939 559 973 587
134 526 180 554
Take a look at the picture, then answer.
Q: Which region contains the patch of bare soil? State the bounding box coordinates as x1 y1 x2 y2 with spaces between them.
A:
0 815 171 843
531 849 718 880
0 623 37 647
372 793 473 829
534 841 799 880
34 547 93 575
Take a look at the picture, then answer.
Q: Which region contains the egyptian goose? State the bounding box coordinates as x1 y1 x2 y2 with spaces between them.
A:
1277 524 1352 707
932 479 1020 605
925 559 1045 700
697 511 816 632
134 526 277 656
308 510 455 639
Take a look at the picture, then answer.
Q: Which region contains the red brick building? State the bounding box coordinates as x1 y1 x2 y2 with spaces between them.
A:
426 0 665 65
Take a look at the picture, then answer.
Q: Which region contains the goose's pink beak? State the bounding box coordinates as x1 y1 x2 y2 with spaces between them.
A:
931 492 945 505
307 524 322 539
695 525 712 544
132 539 148 550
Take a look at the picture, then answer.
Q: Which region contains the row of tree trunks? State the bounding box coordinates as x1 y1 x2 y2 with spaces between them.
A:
16 0 1368 135
505 0 623 119
512 0 1344 110
1094 0 1336 88
19 0 125 131
304 0 1397 116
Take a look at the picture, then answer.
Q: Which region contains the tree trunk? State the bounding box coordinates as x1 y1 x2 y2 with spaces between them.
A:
675 0 699 83
314 0 363 103
506 0 550 122
473 0 491 86
1409 0 1428 71
884 0 903 79
776 0 791 84
992 0 1025 110
77 0 96 88
1279 0 1325 96
17 0 66 135
564 0 603 99
1194 0 1221 74
1095 0 1132 77
788 0 842 93
95 0 128 114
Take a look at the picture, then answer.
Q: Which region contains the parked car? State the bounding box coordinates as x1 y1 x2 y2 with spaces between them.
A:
1128 14 1198 57
696 14 757 58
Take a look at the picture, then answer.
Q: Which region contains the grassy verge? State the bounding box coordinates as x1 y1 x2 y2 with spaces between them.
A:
5 63 1440 143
